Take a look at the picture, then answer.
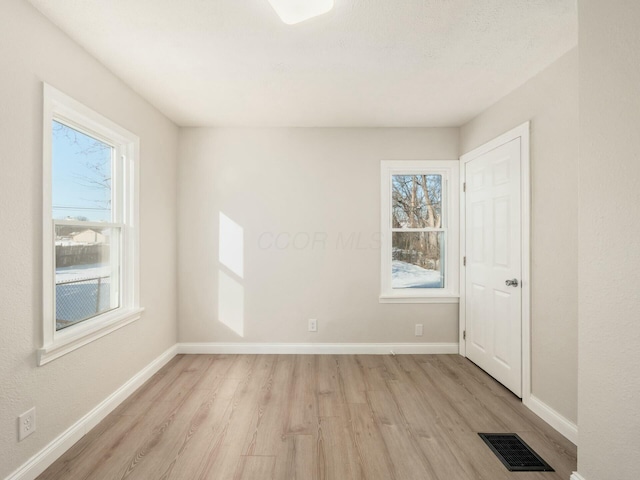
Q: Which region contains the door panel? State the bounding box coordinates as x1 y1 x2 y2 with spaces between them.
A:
465 138 522 397
470 283 487 350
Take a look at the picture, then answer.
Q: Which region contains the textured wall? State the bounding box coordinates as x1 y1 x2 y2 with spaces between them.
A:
0 0 179 477
178 128 460 345
460 49 579 424
578 1 640 478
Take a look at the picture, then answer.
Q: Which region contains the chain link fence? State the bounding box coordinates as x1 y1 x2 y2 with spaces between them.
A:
56 276 112 330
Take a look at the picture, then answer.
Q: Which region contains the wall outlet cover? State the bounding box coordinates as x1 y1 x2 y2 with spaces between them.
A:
18 407 36 441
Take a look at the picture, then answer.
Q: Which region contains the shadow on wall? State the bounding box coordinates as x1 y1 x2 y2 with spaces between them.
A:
218 212 244 337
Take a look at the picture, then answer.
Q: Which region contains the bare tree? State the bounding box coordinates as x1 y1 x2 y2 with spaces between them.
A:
53 121 112 214
391 174 443 271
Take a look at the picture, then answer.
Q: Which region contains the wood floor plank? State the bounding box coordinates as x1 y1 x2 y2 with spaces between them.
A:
153 355 213 406
513 430 576 480
435 355 578 456
273 435 315 480
429 355 532 431
154 377 242 480
224 354 259 379
243 355 295 456
385 378 439 436
441 428 515 480
336 355 367 404
380 355 411 382
35 413 121 480
197 356 276 480
234 456 275 480
366 389 437 480
348 402 396 480
446 354 518 398
285 355 317 435
316 355 345 417
415 356 509 432
192 354 236 390
356 355 389 391
112 355 193 416
37 354 576 480
316 416 363 480
415 434 477 480
387 358 510 480
76 399 186 480
111 387 214 480
384 372 478 480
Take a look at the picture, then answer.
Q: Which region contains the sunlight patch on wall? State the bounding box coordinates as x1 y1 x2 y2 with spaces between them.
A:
219 212 244 278
218 212 244 337
218 270 244 337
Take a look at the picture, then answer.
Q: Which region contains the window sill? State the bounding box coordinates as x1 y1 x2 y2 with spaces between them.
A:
379 295 460 304
38 307 144 366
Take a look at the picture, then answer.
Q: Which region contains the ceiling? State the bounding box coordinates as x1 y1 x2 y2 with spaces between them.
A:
27 0 577 127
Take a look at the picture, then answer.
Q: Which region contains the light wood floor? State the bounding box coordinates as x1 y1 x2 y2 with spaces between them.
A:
38 354 576 480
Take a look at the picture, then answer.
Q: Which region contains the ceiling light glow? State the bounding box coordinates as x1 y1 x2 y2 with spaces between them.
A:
267 0 334 25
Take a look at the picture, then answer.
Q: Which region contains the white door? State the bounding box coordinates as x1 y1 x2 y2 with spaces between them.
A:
464 137 522 397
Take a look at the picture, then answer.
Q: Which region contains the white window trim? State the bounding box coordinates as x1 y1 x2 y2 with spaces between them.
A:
379 160 460 304
40 84 142 366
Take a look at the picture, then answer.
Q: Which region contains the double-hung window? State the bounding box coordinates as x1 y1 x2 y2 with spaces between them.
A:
40 84 141 365
380 160 459 303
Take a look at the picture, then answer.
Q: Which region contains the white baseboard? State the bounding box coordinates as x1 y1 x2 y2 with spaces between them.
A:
177 342 459 355
570 472 586 480
6 345 178 480
524 394 578 445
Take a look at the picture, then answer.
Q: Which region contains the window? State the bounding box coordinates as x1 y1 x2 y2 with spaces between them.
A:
39 84 142 365
380 160 459 303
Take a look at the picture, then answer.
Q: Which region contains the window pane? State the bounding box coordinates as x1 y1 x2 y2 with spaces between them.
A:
392 232 444 288
52 120 113 222
392 174 442 228
55 225 120 330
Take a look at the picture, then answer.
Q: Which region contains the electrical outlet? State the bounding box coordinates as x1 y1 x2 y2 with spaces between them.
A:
415 324 423 336
308 318 318 332
18 407 36 441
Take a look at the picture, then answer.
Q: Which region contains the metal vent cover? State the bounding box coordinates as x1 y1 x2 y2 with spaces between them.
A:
478 433 554 472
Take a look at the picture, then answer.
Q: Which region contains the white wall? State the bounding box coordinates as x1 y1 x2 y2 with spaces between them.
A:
577 1 640 479
460 49 579 424
178 128 459 345
0 0 179 477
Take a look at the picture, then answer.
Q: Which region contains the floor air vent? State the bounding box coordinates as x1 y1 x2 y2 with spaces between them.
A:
478 433 554 472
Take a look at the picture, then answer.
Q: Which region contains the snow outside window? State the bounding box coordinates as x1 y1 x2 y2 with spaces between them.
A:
380 160 460 303
39 84 142 365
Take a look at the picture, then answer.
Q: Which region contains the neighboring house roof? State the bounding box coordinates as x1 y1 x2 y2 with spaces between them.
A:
70 229 105 244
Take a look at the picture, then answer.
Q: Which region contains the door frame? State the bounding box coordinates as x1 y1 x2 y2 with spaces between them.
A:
459 121 531 401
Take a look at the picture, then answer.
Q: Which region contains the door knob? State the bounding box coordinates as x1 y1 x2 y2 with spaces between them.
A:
505 279 519 287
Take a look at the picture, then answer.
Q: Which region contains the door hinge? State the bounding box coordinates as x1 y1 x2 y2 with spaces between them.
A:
463 256 466 266
463 182 466 192
463 330 466 340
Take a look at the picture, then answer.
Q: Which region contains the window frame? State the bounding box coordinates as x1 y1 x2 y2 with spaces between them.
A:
379 160 460 303
39 84 142 366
